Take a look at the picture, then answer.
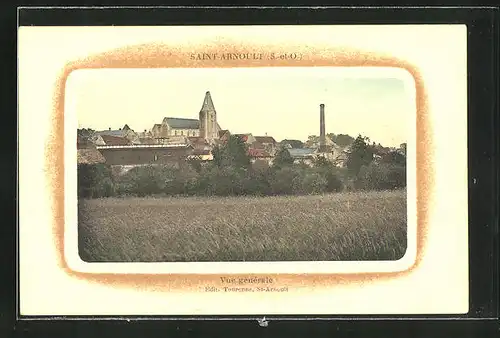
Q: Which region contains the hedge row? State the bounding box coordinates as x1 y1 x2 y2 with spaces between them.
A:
77 160 406 198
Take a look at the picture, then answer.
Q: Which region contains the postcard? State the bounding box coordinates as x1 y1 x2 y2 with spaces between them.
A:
18 24 468 316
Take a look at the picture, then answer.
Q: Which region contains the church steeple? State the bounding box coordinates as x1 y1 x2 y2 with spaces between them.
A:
200 91 215 113
199 91 218 142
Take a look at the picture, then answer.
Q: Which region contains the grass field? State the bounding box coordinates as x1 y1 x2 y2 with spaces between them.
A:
78 189 407 262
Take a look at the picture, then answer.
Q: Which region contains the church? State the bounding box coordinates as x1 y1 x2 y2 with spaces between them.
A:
151 91 222 144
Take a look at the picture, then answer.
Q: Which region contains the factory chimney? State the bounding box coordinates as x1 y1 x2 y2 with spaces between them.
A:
319 104 326 151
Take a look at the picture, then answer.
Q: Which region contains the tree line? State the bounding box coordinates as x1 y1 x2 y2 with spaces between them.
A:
78 135 406 198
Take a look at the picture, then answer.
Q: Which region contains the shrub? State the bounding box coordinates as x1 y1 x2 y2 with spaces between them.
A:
298 171 328 194
241 168 272 196
200 166 246 196
78 155 404 199
356 162 406 191
78 164 115 198
323 169 344 192
312 159 344 193
269 166 300 195
113 165 179 197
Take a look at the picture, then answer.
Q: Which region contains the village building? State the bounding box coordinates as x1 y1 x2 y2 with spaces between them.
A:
150 91 222 145
187 148 213 161
285 146 347 168
96 143 194 167
76 135 106 165
136 129 156 144
279 139 304 149
248 148 273 165
138 137 158 145
287 148 318 166
234 133 256 145
252 135 278 155
95 124 140 144
77 132 92 150
217 130 231 143
100 134 132 146
78 94 359 169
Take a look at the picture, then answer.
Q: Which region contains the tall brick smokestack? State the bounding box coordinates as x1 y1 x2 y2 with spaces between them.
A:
320 104 326 151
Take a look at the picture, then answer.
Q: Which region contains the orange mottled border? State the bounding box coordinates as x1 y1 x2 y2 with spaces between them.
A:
48 42 431 293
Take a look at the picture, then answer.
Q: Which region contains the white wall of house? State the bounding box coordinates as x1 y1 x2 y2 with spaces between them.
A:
172 129 199 137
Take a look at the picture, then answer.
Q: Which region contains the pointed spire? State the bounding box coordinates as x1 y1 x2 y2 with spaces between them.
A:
200 91 215 112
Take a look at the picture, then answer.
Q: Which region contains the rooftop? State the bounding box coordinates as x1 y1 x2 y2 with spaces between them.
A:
77 148 106 164
96 144 194 150
200 91 216 113
163 117 199 129
218 129 230 138
287 148 317 158
254 136 276 144
100 135 131 146
96 129 127 138
248 148 272 158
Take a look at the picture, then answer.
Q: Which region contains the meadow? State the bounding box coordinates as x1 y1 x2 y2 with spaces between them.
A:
78 189 407 262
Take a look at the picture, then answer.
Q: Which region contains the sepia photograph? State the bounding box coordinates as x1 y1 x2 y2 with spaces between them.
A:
72 67 413 263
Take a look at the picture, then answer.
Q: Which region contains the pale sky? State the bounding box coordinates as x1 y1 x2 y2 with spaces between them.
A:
71 67 414 147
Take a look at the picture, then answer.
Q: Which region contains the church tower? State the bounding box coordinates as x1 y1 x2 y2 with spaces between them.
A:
199 91 218 142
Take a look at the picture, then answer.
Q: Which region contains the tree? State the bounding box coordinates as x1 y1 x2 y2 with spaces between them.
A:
272 145 294 169
356 162 406 191
269 166 300 195
298 171 328 195
211 135 251 170
305 135 319 147
186 156 203 173
331 134 355 147
312 155 330 168
78 163 115 198
312 156 343 192
381 150 406 166
346 135 374 176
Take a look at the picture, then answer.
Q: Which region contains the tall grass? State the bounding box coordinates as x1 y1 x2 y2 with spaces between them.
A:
78 189 407 262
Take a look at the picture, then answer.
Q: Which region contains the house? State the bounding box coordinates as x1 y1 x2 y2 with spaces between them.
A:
188 136 211 150
137 129 155 144
306 135 337 148
286 147 347 167
279 139 304 149
187 149 213 161
89 134 106 146
287 148 318 166
138 137 158 145
77 134 92 149
254 136 276 146
100 135 132 146
96 143 194 167
151 124 164 138
234 133 256 144
248 148 273 164
96 124 140 144
315 142 349 167
218 129 231 142
155 135 190 146
253 135 277 155
77 128 104 148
